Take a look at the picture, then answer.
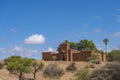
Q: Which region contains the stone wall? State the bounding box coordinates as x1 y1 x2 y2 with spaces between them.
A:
73 51 92 61
42 52 53 61
42 42 105 61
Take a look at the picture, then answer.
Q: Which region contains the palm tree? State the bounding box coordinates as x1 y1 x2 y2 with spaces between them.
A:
103 38 109 54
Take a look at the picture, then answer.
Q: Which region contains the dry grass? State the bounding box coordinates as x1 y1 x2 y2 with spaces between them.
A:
0 61 106 80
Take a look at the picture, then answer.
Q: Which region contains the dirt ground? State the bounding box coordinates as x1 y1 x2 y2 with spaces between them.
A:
0 61 106 80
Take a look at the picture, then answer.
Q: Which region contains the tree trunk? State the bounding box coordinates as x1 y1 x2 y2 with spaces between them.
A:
19 71 23 80
105 45 107 54
33 73 36 80
33 70 37 80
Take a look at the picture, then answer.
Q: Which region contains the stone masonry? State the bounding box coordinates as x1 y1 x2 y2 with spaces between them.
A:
42 42 105 61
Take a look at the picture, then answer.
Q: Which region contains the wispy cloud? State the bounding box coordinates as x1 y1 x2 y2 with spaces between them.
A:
0 48 10 54
114 15 120 23
81 24 88 28
116 44 120 50
93 15 103 20
10 28 16 33
93 29 103 33
0 46 39 57
116 8 120 11
0 37 6 41
112 32 120 37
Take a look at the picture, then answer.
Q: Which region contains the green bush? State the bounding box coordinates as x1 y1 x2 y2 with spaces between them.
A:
66 62 77 72
43 63 64 80
89 59 100 64
74 68 91 80
107 50 120 62
87 53 100 64
85 63 95 69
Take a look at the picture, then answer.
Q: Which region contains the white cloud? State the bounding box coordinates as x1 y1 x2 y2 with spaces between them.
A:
48 47 54 52
43 47 55 52
112 32 120 37
24 34 45 44
93 29 103 33
12 46 38 55
0 46 39 57
10 29 16 33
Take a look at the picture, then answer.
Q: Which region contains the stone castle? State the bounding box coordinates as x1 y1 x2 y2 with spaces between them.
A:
42 42 105 61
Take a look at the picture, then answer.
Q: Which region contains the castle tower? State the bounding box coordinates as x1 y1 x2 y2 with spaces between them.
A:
58 41 70 61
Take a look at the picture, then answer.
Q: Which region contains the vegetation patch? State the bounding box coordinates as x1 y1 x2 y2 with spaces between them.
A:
107 50 120 62
91 62 120 80
43 63 64 80
87 54 100 64
66 62 77 72
74 68 91 80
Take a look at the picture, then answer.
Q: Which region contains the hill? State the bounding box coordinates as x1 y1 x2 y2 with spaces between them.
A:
0 61 105 80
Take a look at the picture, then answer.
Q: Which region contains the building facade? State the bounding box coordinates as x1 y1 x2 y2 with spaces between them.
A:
42 42 105 61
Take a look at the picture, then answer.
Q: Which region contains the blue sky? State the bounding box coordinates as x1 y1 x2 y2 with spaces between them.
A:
0 0 120 60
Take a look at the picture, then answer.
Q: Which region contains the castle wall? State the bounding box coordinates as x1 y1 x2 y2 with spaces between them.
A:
42 52 53 61
57 53 66 61
73 51 92 61
42 42 105 61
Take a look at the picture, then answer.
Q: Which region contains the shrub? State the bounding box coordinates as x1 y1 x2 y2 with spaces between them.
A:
74 68 91 80
107 50 120 62
91 62 120 80
51 55 57 61
0 62 4 69
89 59 100 64
89 63 95 68
87 53 100 64
43 63 64 80
85 63 95 69
66 62 77 72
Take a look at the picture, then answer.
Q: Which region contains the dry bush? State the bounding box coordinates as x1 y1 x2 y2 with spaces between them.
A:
91 62 120 80
43 63 64 80
66 62 77 72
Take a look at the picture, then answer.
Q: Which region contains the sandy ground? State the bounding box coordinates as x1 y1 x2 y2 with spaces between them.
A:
0 61 106 80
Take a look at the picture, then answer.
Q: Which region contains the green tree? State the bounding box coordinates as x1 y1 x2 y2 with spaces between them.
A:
107 50 120 61
57 40 97 51
32 61 44 80
69 42 78 50
78 39 97 51
5 56 33 80
103 38 109 53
